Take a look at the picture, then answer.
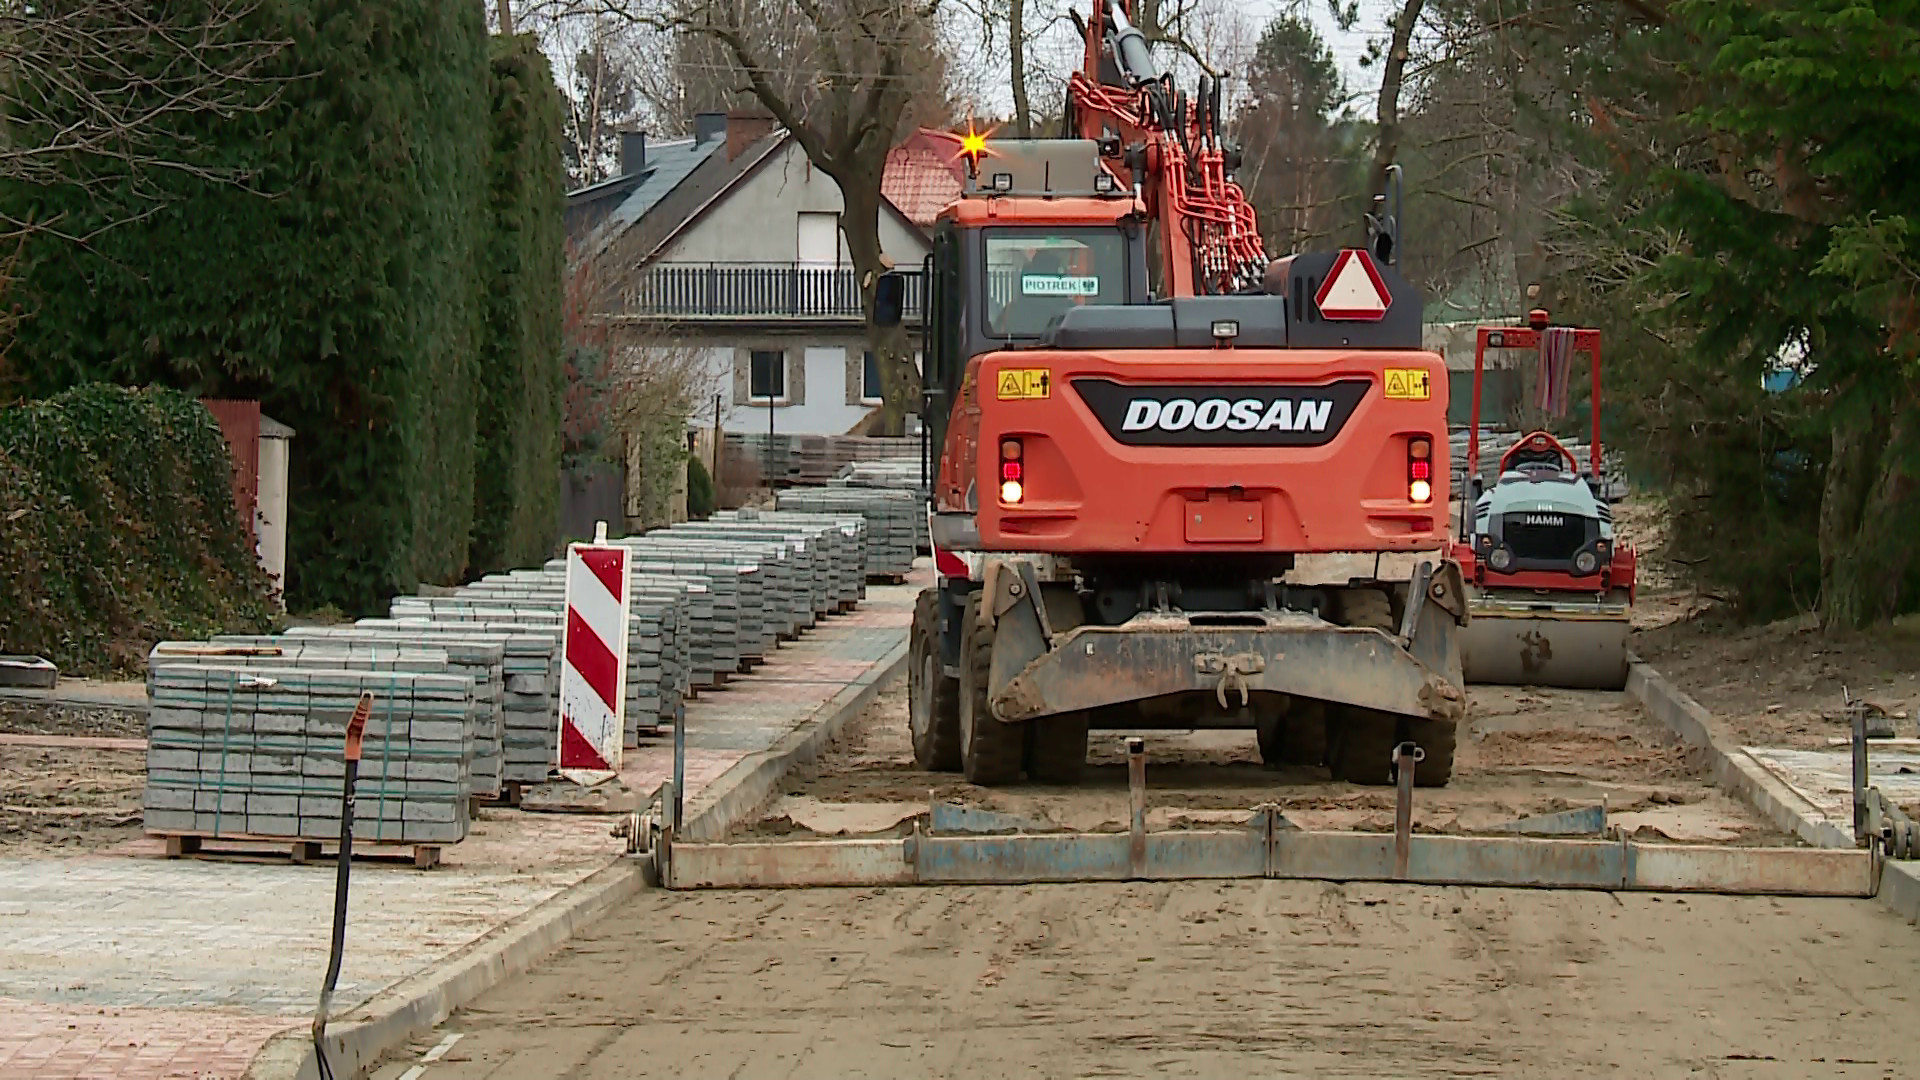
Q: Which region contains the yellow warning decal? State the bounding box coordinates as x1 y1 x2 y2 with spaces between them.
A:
996 368 1052 400
1383 367 1431 401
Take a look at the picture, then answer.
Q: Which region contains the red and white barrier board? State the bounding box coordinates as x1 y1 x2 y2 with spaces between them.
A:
558 535 631 786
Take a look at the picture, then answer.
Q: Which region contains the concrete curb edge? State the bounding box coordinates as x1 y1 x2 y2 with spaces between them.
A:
680 637 911 842
1625 655 1852 850
1624 652 1920 924
248 860 644 1080
246 622 913 1079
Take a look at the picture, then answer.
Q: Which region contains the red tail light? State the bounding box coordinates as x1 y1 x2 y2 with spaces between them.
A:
1408 436 1433 504
999 438 1025 504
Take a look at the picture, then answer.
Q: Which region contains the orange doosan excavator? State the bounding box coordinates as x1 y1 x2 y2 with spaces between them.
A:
873 0 1469 787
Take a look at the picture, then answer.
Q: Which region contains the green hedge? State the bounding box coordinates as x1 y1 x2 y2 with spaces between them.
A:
469 34 567 576
0 386 276 673
1 1 506 615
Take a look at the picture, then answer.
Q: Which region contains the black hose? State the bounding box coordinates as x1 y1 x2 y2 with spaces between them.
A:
313 692 372 1080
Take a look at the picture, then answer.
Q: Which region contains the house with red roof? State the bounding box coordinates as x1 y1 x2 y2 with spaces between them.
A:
568 119 967 437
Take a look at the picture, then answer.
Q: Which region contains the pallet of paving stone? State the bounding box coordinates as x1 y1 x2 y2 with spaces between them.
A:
388 596 676 744
151 831 445 869
145 647 487 804
295 621 557 796
143 664 476 851
771 488 917 578
353 615 563 788
707 509 871 610
620 537 812 639
190 636 508 802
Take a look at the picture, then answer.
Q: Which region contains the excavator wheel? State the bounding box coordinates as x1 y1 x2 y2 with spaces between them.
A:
1256 699 1328 768
1331 714 1456 787
1024 586 1090 782
1027 714 1091 783
908 589 961 772
958 593 1024 785
1326 586 1456 787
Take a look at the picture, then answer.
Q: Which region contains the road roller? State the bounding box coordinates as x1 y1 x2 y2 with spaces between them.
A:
1450 313 1636 690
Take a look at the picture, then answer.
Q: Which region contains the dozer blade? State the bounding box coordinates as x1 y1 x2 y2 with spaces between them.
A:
1460 591 1630 690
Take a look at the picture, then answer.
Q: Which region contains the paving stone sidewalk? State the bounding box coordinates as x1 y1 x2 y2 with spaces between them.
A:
0 575 918 1080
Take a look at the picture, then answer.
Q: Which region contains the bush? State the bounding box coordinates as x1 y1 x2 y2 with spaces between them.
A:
0 386 276 673
470 34 567 575
687 452 715 519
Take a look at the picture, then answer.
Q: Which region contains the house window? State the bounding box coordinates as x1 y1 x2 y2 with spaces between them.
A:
861 351 883 404
749 349 786 401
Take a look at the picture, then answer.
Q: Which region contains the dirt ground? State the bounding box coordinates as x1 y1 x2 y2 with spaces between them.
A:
0 701 146 852
742 678 1782 845
1613 496 1920 751
374 879 1920 1079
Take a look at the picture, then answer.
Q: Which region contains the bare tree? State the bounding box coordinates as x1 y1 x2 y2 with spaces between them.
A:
0 0 289 241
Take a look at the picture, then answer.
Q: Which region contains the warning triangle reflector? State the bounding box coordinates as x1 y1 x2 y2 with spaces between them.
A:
1314 250 1392 322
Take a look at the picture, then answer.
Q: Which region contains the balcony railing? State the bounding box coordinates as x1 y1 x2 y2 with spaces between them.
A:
622 262 926 322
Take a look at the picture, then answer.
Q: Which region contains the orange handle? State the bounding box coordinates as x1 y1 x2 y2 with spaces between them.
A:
344 692 372 763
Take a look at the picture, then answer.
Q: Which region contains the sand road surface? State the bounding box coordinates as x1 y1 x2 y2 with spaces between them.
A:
377 880 1920 1079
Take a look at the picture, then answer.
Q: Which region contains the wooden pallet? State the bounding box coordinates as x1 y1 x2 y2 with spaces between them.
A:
152 830 443 869
866 572 910 586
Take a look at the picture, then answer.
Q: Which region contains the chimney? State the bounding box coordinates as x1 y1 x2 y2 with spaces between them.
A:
692 112 728 144
726 109 777 161
618 131 647 177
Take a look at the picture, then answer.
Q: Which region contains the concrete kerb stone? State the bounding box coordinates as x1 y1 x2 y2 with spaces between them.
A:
1878 861 1920 925
677 638 910 843
1623 651 1920 925
247 861 643 1080
1625 654 1853 850
244 640 909 1080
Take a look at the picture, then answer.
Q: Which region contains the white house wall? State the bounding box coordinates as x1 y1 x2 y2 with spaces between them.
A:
652 140 929 267
685 340 925 437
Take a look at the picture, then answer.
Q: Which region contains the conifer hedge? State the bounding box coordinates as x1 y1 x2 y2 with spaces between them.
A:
471 35 567 576
2 6 565 615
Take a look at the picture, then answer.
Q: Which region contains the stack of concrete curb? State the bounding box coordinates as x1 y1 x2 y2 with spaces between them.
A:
142 658 477 845
725 432 919 486
772 488 918 578
702 510 869 611
601 542 775 663
671 519 846 622
388 595 674 744
426 573 695 729
199 635 508 801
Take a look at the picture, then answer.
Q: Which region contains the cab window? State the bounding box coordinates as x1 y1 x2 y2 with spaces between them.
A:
982 228 1127 338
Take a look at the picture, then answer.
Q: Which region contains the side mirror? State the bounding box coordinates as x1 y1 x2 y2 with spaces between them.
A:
874 272 906 328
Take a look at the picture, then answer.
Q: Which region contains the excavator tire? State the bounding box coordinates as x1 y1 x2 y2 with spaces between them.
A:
959 593 1023 785
1025 587 1090 782
1027 714 1091 783
1326 586 1457 787
908 589 961 772
1257 699 1328 768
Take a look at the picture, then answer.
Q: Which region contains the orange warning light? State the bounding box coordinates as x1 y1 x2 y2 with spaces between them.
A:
957 118 995 173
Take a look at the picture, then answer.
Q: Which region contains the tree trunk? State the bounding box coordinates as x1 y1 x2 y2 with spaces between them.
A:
1366 0 1426 230
841 182 917 436
495 0 514 34
1822 402 1918 629
1010 0 1031 139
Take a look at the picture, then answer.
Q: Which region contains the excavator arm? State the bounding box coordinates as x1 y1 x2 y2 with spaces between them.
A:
1066 0 1267 297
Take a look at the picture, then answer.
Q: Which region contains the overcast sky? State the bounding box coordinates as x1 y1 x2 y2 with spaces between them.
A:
955 0 1400 120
